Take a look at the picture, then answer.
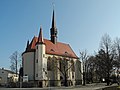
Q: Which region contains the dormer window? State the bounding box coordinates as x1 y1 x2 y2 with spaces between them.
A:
65 51 68 56
65 51 68 54
50 49 54 52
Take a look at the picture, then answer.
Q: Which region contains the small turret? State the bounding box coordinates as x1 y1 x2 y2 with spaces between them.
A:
35 26 47 83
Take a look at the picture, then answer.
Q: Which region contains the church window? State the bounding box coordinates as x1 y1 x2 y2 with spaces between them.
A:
72 72 74 79
36 59 38 63
59 60 62 71
43 68 45 71
71 60 75 72
36 74 38 77
47 57 52 71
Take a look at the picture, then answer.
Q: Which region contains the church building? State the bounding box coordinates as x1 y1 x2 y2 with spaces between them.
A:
22 10 82 87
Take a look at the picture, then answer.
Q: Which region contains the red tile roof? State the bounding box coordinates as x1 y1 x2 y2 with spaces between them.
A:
26 37 78 59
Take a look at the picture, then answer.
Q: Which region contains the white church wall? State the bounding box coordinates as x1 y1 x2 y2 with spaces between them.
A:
23 52 34 81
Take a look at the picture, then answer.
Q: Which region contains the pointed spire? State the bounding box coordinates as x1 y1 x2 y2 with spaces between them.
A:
26 40 29 51
52 9 56 28
37 26 44 44
27 40 29 47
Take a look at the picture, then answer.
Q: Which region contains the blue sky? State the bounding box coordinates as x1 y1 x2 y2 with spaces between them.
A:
0 0 120 69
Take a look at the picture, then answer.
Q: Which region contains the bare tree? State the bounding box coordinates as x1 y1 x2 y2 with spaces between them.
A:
86 56 96 83
10 51 21 76
97 34 115 85
113 37 120 77
79 50 89 85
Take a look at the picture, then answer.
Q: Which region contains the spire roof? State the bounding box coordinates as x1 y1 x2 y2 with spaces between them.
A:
27 40 29 47
52 9 56 28
37 26 44 44
26 40 29 50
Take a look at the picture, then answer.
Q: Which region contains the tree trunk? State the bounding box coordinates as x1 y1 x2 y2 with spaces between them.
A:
83 72 86 85
107 72 110 85
64 73 68 86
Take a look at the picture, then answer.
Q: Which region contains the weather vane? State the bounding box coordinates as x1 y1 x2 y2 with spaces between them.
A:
52 0 55 9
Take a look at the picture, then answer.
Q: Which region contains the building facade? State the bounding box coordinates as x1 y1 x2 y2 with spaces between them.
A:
22 10 82 87
0 68 18 86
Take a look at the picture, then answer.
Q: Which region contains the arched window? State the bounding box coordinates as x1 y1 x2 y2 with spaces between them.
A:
71 60 75 72
47 57 52 71
59 58 62 71
53 57 57 64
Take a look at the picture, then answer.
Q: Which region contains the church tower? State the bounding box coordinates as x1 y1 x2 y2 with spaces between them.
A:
50 10 58 44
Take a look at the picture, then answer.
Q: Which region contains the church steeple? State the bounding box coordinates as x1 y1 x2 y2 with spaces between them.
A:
50 9 58 44
37 26 44 44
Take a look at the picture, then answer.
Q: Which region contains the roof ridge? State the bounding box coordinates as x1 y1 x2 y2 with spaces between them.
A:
67 44 79 59
43 38 69 45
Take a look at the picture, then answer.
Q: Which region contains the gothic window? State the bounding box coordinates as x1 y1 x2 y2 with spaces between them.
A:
71 60 75 72
36 59 38 63
53 57 57 65
36 74 38 77
59 58 62 71
47 57 52 71
72 72 74 79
